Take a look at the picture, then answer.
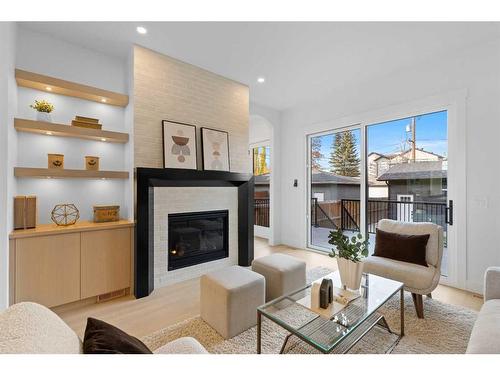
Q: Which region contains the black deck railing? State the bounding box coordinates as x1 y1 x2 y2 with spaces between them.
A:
311 198 338 230
341 199 447 235
341 199 361 232
254 198 270 227
311 198 447 236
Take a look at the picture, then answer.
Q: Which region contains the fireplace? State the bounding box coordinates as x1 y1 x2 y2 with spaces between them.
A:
136 167 254 298
168 210 229 271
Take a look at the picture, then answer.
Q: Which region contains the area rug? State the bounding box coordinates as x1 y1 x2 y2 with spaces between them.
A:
142 267 476 354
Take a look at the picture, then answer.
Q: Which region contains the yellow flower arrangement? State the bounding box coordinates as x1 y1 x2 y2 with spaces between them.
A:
30 100 55 113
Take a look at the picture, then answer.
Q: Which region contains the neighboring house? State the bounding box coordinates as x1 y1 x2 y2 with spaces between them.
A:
310 170 360 201
368 152 391 180
368 148 444 181
367 148 445 199
367 152 390 198
392 148 444 164
376 160 447 224
377 160 447 203
255 171 360 201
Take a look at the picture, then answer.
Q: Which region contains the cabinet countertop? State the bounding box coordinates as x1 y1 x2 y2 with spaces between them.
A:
10 220 135 239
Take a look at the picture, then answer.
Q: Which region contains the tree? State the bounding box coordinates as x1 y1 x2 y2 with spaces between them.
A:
311 137 323 170
258 147 269 175
253 146 270 176
329 131 360 176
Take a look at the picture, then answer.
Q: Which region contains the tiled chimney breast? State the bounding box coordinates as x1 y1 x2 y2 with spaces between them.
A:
133 45 250 173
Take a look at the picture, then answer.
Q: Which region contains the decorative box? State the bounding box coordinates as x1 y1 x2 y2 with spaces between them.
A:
72 116 102 129
71 120 102 130
48 154 64 169
85 156 100 171
13 195 37 230
93 205 120 223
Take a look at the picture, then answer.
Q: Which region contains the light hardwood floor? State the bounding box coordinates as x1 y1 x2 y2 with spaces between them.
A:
54 237 483 339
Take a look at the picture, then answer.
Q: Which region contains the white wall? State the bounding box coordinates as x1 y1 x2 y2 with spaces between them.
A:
279 38 500 292
0 22 17 310
15 27 130 224
249 114 272 145
249 102 282 245
17 28 126 93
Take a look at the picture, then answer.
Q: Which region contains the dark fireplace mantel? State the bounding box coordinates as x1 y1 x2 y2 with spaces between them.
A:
135 167 254 299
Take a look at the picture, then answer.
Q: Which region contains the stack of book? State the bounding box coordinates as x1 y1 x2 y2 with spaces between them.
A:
71 116 102 130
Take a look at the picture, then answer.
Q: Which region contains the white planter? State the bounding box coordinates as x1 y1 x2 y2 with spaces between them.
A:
36 112 52 122
337 257 364 290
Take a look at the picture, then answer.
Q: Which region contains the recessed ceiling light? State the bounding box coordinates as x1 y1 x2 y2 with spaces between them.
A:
101 138 106 142
46 86 52 91
101 98 107 103
257 77 265 84
136 26 147 35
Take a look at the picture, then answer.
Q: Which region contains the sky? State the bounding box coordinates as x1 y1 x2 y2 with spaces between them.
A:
313 110 448 170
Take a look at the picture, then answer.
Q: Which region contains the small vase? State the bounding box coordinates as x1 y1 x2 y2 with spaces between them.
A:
337 257 364 290
36 112 52 122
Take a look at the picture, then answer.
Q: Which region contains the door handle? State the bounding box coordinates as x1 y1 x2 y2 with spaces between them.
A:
445 200 453 226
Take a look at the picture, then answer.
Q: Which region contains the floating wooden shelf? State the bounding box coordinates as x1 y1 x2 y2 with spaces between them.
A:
15 69 129 107
14 118 129 143
14 167 129 180
9 220 134 239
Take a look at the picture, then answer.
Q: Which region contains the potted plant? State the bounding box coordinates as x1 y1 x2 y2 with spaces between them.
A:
30 100 54 122
328 229 369 290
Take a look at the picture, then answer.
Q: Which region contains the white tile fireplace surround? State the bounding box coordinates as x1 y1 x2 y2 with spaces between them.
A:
153 186 238 287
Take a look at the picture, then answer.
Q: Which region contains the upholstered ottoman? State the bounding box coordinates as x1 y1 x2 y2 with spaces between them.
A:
251 253 306 301
200 265 265 339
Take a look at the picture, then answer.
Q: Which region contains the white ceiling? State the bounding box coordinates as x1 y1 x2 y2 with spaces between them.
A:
19 22 500 110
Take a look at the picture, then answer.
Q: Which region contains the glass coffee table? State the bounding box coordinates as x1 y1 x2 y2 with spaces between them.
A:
257 271 404 354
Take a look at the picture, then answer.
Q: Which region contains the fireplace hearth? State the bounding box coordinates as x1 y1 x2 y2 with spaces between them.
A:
168 210 229 270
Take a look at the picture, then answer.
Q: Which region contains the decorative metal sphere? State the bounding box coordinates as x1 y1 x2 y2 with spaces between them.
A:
51 204 80 226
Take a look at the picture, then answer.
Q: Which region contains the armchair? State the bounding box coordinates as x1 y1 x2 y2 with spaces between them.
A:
363 219 444 319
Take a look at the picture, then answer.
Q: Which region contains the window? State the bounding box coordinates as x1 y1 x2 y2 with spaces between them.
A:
252 146 271 176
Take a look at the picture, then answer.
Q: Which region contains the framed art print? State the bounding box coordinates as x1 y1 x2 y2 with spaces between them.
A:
162 120 197 169
201 127 230 171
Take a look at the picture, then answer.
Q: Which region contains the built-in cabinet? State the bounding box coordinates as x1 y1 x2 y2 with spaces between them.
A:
9 68 133 308
80 227 131 299
10 221 134 308
14 233 81 307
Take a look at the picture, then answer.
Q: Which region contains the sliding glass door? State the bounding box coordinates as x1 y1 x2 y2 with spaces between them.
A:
366 111 450 276
307 110 453 279
308 127 362 251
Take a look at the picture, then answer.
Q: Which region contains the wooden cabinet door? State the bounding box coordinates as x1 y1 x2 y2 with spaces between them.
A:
81 228 131 299
15 233 80 307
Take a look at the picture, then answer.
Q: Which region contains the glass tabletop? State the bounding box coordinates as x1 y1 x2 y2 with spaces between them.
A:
257 271 403 353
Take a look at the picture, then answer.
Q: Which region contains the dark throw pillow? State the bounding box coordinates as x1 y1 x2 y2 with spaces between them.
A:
83 317 152 354
374 228 430 267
